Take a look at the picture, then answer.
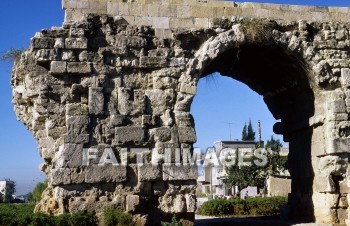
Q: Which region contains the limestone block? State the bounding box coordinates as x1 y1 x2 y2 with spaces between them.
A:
312 192 339 209
338 208 348 224
341 68 350 88
163 164 197 181
51 168 71 185
67 62 92 74
185 194 196 212
85 165 127 183
110 114 125 126
174 195 186 212
126 195 139 212
140 56 167 68
145 89 166 115
327 99 347 114
150 127 171 142
66 103 89 116
65 37 88 49
318 155 347 175
175 93 194 112
54 38 65 48
118 87 132 115
61 50 76 61
178 126 196 143
66 115 90 125
115 126 145 143
64 134 89 144
180 83 197 95
50 61 67 75
70 168 86 184
314 207 338 223
35 49 59 62
88 87 104 115
55 143 84 168
327 138 350 154
32 37 55 49
138 164 162 181
153 76 177 89
313 174 336 193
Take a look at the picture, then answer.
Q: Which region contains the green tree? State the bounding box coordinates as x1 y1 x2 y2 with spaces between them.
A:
0 48 24 62
264 136 285 175
241 123 248 140
226 136 287 191
247 119 255 141
29 180 48 203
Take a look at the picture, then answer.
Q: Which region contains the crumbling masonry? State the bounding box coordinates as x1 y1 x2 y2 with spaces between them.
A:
11 0 350 225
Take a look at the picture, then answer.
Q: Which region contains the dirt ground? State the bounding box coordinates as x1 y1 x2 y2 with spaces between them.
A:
195 215 294 226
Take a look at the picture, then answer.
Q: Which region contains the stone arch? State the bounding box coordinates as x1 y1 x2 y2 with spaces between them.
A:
179 19 350 224
11 12 350 225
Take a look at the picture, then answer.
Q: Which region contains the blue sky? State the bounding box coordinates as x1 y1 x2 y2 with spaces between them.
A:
0 0 348 195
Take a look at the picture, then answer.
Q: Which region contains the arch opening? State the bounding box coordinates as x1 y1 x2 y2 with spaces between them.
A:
193 41 316 222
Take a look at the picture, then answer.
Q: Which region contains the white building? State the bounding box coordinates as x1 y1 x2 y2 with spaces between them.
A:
197 140 257 197
0 180 15 203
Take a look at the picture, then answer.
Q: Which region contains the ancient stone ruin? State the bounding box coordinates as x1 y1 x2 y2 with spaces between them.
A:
11 0 350 225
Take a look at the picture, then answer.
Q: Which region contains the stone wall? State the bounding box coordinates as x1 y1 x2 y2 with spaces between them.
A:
62 0 350 39
11 1 350 225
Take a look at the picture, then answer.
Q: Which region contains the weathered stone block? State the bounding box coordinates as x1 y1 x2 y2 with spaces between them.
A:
138 164 162 181
85 165 127 183
66 115 90 125
341 68 350 87
150 127 171 142
67 62 92 74
32 37 55 49
88 87 104 115
126 195 139 212
61 50 76 61
178 126 197 143
162 164 197 181
36 49 59 62
65 37 88 49
64 134 89 144
66 103 89 116
145 89 166 115
55 144 83 168
115 126 145 143
110 114 125 126
140 56 167 68
51 168 71 185
50 61 67 75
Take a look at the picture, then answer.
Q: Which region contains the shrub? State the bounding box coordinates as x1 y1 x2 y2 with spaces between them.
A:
104 208 134 226
0 204 98 226
69 211 98 226
30 212 54 226
198 199 234 216
198 196 287 216
161 215 182 226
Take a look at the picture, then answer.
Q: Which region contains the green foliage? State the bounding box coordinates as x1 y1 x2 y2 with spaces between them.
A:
161 215 182 226
226 136 287 190
242 120 255 141
104 208 134 226
0 204 98 226
198 197 287 216
197 193 208 198
241 123 248 140
247 120 255 141
226 154 266 190
0 48 24 62
29 180 48 203
68 211 98 226
264 136 286 176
